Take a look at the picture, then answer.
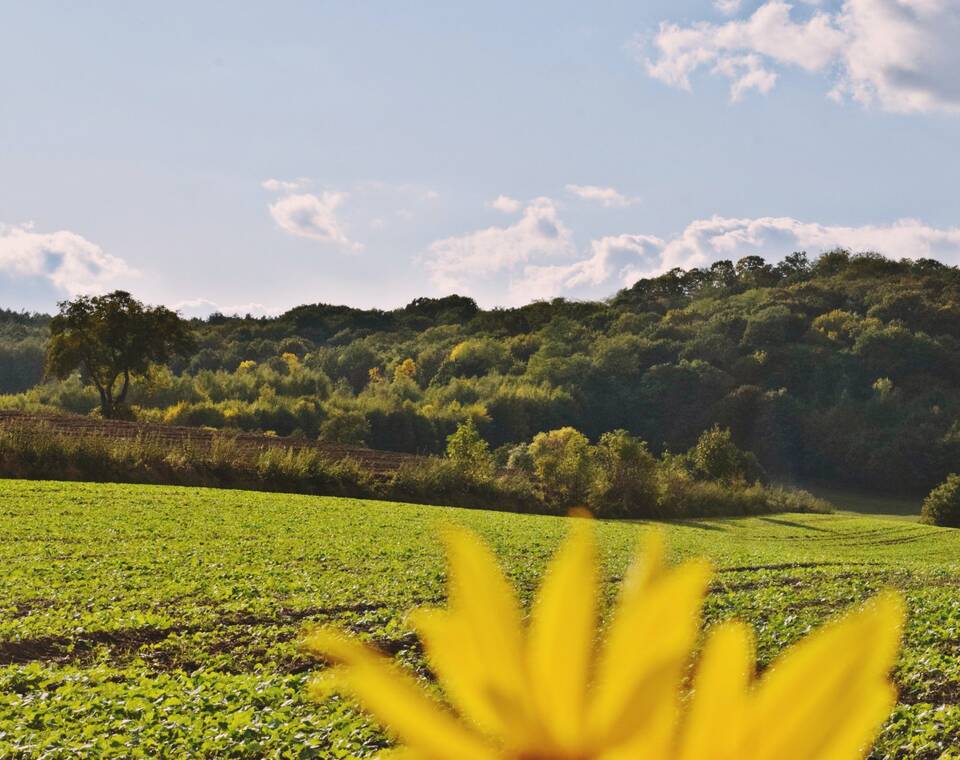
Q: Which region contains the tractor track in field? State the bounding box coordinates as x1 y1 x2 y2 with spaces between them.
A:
0 602 391 668
0 410 422 475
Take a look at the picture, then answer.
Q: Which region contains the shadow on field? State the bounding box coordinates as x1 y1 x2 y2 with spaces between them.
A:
757 516 834 532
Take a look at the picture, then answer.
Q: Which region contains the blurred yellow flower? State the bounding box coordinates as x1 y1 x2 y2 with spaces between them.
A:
302 523 903 759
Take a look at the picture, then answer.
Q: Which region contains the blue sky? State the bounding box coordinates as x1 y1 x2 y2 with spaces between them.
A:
2 1 959 313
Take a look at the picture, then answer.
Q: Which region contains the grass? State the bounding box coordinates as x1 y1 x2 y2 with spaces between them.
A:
802 482 923 518
1 479 959 758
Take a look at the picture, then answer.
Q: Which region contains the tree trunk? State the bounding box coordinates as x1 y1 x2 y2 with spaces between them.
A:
99 387 114 418
116 369 131 406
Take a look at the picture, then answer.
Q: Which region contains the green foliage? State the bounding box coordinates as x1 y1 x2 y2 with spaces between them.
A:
0 479 957 757
688 425 766 484
387 459 541 514
528 427 594 508
445 419 494 481
920 474 960 527
0 418 827 520
5 251 960 494
587 430 658 518
319 409 370 445
46 292 195 418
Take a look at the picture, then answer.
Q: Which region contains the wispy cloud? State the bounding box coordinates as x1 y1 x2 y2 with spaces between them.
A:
714 0 743 15
261 177 311 193
565 184 639 208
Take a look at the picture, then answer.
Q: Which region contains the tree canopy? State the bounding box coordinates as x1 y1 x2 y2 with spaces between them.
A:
46 291 195 418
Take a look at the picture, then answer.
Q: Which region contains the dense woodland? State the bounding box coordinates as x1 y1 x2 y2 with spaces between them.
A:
4 249 960 496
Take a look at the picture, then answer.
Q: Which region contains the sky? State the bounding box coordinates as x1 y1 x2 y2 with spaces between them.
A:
2 0 959 315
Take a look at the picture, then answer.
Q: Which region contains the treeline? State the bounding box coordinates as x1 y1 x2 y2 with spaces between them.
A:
4 249 960 495
0 308 48 394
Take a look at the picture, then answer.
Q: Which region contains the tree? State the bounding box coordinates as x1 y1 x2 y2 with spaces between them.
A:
529 427 594 508
46 291 195 418
446 418 495 481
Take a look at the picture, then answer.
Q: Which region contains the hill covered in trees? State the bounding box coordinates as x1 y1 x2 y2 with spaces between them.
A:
4 248 960 496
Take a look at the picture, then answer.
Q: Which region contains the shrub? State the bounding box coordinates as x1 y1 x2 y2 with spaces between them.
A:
319 409 370 445
588 430 658 518
688 425 766 484
921 474 960 527
528 427 594 509
656 466 829 518
387 458 543 513
505 443 534 474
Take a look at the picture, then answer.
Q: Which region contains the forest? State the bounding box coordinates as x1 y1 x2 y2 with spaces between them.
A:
3 248 960 497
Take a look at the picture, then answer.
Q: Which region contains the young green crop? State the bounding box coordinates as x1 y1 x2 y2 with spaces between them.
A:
1 479 959 757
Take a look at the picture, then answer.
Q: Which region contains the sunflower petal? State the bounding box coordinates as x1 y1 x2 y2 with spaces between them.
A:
439 526 540 740
527 520 598 752
409 608 505 734
678 622 754 760
589 530 712 752
303 628 495 760
745 591 904 760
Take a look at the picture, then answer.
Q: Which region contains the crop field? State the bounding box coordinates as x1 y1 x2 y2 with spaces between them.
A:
2 480 959 758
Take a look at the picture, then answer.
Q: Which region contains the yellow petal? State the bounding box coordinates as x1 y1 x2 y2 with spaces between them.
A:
589 530 712 753
444 528 524 695
745 591 904 760
375 749 425 760
526 520 598 752
621 528 667 592
303 628 495 760
409 608 507 735
678 622 754 760
439 526 541 746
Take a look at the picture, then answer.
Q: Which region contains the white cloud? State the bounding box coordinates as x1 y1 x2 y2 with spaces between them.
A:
268 192 360 249
565 184 639 208
424 197 576 298
427 212 960 305
833 0 960 112
712 54 779 100
262 177 312 193
654 215 960 271
515 234 665 301
172 298 282 319
643 0 960 113
488 195 523 214
0 222 133 296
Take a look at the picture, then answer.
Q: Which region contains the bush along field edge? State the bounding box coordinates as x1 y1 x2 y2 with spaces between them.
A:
0 419 830 519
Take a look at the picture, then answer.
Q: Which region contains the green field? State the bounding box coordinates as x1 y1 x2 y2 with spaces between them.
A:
2 480 959 758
